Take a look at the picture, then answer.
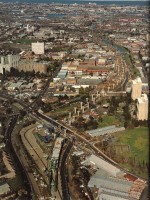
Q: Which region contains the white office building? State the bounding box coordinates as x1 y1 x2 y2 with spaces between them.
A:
137 94 148 120
131 77 142 100
31 42 45 55
0 54 20 74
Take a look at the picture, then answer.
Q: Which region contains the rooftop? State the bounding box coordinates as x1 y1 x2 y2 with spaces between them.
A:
82 154 122 177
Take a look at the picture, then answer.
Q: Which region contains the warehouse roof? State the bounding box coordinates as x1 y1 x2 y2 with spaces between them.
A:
88 172 133 193
8 81 26 89
86 125 125 137
82 154 121 177
99 190 135 200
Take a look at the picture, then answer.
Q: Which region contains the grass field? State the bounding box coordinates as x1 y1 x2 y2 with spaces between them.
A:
47 106 72 119
98 115 120 127
116 127 149 164
114 127 149 179
14 38 37 45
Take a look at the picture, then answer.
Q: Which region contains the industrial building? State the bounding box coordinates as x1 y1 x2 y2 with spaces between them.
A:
86 125 125 137
82 154 122 177
83 154 146 200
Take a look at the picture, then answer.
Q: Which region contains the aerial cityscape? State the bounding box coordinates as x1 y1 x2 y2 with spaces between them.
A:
0 0 149 200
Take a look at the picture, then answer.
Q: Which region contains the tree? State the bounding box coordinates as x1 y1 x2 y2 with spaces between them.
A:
41 103 52 113
86 118 98 130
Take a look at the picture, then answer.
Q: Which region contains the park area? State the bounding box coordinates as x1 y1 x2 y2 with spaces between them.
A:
112 127 149 179
98 115 121 127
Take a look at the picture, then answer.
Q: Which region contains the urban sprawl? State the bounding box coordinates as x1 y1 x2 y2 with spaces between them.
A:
0 2 149 200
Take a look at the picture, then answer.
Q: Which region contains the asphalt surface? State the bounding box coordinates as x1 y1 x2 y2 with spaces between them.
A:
60 139 73 200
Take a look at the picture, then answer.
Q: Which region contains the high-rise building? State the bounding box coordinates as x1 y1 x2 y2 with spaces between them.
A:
31 42 45 55
0 54 20 74
131 77 142 100
17 60 48 74
137 94 148 120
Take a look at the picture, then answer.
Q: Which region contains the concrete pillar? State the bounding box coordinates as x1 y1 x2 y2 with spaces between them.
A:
87 102 90 109
82 106 85 113
112 83 115 89
86 98 88 102
73 116 76 121
93 97 96 104
77 110 80 116
80 102 83 109
92 94 94 101
74 107 77 114
96 93 100 99
64 129 67 134
103 90 106 97
69 112 71 118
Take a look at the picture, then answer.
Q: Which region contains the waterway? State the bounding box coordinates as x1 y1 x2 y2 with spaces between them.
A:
1 0 149 7
102 38 128 54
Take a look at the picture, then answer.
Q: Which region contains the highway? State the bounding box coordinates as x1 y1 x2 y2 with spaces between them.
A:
2 92 148 200
1 41 148 199
60 139 74 200
34 111 148 183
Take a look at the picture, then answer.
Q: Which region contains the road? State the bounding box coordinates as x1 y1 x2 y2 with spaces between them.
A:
1 41 148 199
60 139 74 200
34 111 148 184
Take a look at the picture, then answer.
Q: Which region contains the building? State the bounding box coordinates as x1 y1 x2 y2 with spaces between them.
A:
7 81 26 91
0 54 20 74
0 183 10 196
83 154 146 200
137 94 148 120
88 170 134 200
86 125 125 137
131 77 142 100
31 42 45 55
18 60 48 73
82 154 122 177
66 77 77 85
57 70 68 79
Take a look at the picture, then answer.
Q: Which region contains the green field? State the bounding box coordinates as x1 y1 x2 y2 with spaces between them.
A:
116 127 149 163
114 127 149 179
98 115 120 127
14 38 37 45
47 106 72 119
